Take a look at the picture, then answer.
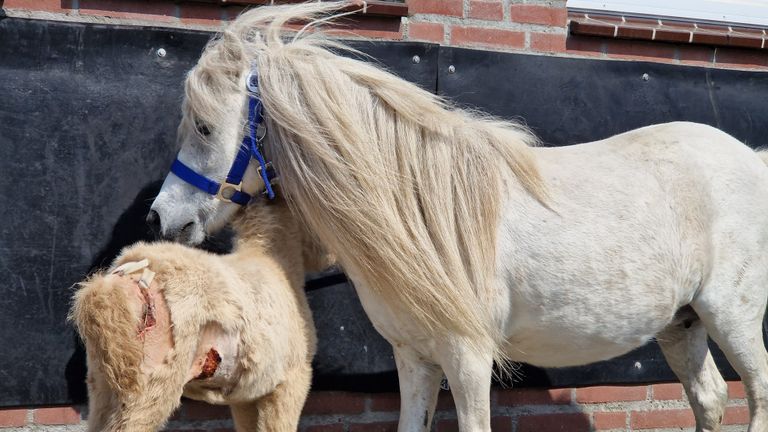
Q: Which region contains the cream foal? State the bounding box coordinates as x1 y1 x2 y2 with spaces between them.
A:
71 199 317 432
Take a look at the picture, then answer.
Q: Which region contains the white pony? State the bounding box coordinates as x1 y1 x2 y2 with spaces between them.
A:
149 3 768 431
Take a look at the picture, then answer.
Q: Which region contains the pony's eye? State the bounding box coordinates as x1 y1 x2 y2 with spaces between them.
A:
195 121 211 136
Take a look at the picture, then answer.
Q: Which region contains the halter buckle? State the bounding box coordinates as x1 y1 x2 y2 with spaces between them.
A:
216 181 243 203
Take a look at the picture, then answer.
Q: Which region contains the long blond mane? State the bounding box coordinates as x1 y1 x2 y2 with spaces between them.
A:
185 2 546 357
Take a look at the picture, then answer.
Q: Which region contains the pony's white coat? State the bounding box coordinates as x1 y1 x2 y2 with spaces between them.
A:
150 3 768 431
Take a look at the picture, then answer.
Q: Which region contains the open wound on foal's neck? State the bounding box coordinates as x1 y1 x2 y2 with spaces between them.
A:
111 259 174 373
112 259 157 337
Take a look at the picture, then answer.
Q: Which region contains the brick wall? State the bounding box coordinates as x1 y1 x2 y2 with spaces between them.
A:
2 0 767 69
0 382 751 431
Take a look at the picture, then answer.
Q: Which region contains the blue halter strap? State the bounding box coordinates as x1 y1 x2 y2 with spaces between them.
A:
169 70 276 205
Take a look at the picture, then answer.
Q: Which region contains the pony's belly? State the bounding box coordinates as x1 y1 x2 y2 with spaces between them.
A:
505 327 655 368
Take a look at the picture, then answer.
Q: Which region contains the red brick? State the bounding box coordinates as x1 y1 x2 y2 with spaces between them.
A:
183 401 230 421
369 393 400 411
436 390 456 410
530 33 567 53
616 25 654 40
79 0 175 23
570 21 616 38
451 26 525 49
723 405 750 425
409 0 463 17
302 392 366 415
728 381 747 399
593 411 626 430
497 387 571 406
679 45 716 65
510 4 567 27
565 36 604 57
326 16 403 40
729 33 764 49
491 416 512 430
624 16 661 27
716 47 768 69
408 21 445 43
349 421 398 432
630 409 696 429
0 408 27 427
652 383 683 400
305 424 344 432
469 1 503 21
179 3 223 26
605 39 677 63
518 413 591 432
692 31 729 47
2 0 74 11
223 6 247 22
576 385 647 403
655 28 693 43
33 407 81 425
436 416 512 432
436 419 459 432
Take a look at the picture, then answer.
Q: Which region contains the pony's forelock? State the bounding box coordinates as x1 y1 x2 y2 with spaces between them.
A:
183 1 547 363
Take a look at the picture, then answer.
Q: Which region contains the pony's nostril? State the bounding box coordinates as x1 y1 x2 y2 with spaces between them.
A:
180 221 194 234
146 210 161 235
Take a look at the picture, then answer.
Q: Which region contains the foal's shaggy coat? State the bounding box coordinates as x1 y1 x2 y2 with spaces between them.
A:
71 200 316 432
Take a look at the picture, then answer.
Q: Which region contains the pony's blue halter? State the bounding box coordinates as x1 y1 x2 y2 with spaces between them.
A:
169 70 276 205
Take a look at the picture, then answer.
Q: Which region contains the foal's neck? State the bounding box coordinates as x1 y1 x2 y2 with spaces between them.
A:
229 198 306 289
230 198 299 255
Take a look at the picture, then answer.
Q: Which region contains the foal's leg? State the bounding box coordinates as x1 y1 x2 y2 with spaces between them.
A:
394 345 443 432
85 360 120 432
657 317 727 432
230 363 312 432
694 265 768 432
437 340 494 432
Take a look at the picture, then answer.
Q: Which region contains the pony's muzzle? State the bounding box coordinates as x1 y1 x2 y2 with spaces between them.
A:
146 210 161 238
146 209 198 243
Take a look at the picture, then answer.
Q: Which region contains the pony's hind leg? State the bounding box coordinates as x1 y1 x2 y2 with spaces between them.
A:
393 345 443 432
657 310 727 432
693 262 768 432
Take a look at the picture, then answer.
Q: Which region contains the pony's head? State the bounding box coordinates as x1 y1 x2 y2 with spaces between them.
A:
150 1 548 361
149 2 345 244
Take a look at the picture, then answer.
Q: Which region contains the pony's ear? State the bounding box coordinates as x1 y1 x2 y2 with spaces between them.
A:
219 31 247 83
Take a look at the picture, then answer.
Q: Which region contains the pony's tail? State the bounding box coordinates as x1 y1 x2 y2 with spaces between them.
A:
69 273 144 396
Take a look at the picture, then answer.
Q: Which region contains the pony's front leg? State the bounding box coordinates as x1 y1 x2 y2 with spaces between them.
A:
394 345 443 432
438 341 493 432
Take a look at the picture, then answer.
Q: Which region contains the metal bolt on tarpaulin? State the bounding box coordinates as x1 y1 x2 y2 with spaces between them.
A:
412 55 421 64
634 361 643 370
448 65 456 74
157 48 167 58
642 73 650 81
